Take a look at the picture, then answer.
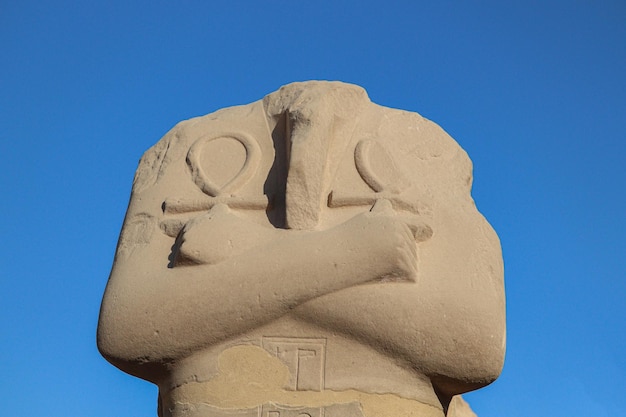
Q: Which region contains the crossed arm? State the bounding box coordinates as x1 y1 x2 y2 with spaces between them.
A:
97 201 417 377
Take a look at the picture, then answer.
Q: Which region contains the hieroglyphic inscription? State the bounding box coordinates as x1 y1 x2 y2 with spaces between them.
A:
261 337 326 392
169 403 261 417
262 403 322 417
260 402 365 417
117 213 156 257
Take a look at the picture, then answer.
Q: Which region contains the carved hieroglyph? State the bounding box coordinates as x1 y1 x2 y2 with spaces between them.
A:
97 81 505 417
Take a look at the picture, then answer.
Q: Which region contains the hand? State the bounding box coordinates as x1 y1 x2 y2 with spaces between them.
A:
336 199 418 283
174 204 276 266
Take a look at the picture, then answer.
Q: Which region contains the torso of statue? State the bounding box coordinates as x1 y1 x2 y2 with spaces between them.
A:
98 82 505 417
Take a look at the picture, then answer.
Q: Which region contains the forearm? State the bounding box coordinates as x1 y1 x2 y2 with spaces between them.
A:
98 214 414 364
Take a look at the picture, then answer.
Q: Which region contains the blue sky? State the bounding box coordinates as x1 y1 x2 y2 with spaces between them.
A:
1 1 625 416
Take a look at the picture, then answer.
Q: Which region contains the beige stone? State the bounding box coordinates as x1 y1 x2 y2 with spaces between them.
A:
97 81 505 417
447 396 478 417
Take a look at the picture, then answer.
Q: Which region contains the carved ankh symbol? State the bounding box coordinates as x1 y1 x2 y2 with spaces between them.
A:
329 139 433 242
162 133 270 215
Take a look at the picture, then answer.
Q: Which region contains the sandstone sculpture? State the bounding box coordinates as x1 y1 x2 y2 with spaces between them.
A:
98 81 505 417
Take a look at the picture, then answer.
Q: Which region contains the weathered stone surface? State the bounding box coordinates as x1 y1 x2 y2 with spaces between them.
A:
98 81 505 417
448 396 478 417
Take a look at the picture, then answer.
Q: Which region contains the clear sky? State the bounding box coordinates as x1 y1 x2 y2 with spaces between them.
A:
1 1 625 416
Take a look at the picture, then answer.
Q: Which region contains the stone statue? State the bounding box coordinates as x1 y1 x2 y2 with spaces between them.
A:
97 81 505 417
